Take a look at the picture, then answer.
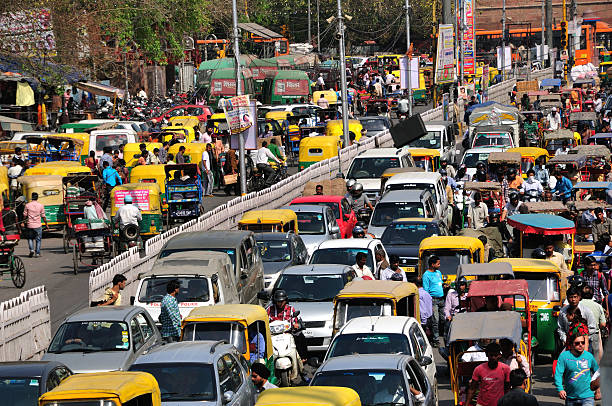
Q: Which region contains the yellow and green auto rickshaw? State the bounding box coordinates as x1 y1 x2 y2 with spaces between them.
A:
61 132 91 164
17 174 65 230
406 148 440 172
123 142 163 170
507 147 549 178
418 236 485 285
129 164 168 212
256 387 361 406
24 161 91 177
110 182 163 243
325 120 363 145
168 142 208 166
298 136 341 171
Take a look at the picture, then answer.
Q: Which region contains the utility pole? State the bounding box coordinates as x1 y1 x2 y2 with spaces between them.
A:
405 0 413 116
232 0 247 195
317 0 321 52
336 0 350 148
545 0 553 61
459 0 464 86
308 0 312 46
541 0 545 66
501 0 507 80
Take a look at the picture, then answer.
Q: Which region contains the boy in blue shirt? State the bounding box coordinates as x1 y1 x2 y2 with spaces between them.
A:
422 255 444 347
554 331 600 405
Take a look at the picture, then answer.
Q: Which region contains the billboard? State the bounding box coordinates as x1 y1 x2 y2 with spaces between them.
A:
275 79 309 96
0 9 56 57
435 24 455 84
222 95 253 135
462 0 476 75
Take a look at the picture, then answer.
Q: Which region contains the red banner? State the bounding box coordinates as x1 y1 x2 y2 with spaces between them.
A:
275 79 309 96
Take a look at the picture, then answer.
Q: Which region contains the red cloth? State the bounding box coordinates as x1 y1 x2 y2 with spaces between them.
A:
267 304 298 325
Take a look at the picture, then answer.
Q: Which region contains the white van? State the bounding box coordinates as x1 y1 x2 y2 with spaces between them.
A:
407 120 459 164
89 129 136 157
132 251 239 322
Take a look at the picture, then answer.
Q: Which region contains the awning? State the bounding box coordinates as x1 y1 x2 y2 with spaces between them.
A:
0 115 34 132
508 214 576 235
237 23 283 39
75 82 125 99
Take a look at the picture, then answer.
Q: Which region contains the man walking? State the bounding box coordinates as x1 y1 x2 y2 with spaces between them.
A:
201 143 214 197
558 286 598 351
497 369 538 406
160 280 181 343
102 161 122 211
24 192 48 258
466 342 511 406
422 255 444 347
554 331 600 405
98 274 127 306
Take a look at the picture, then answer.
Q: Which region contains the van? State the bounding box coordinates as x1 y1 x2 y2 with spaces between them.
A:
158 230 264 305
408 120 458 164
89 129 136 159
132 251 238 321
382 171 449 229
368 189 438 238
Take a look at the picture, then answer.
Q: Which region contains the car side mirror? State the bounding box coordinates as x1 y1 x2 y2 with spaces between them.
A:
330 226 340 234
419 356 433 366
130 296 135 305
222 391 235 404
308 357 322 368
257 290 270 301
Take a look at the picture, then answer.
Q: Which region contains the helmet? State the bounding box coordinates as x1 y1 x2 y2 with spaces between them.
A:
352 226 365 237
352 183 363 194
568 275 585 289
439 168 448 176
508 168 517 176
356 221 368 229
457 276 468 286
531 248 546 259
124 195 133 204
346 179 356 191
273 289 288 303
509 190 520 201
476 161 486 170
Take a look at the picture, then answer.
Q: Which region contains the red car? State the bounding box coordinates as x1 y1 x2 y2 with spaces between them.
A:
290 195 357 239
153 105 214 123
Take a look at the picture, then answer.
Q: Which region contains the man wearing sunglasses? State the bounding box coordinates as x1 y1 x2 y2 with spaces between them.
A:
554 332 600 406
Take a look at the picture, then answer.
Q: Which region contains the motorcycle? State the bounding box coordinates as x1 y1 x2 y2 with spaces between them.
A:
269 314 304 387
523 189 542 202
356 207 372 224
115 222 142 253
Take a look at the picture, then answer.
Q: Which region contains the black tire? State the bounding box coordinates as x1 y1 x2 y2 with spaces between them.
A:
62 227 69 254
72 245 79 275
10 256 25 288
279 370 290 387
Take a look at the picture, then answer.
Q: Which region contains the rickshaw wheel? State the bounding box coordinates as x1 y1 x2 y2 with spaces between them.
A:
10 256 25 288
62 227 69 254
72 245 79 275
279 370 290 387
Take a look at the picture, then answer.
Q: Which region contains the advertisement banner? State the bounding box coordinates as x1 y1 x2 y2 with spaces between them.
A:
0 9 56 57
496 46 512 70
276 79 309 96
400 57 420 90
231 101 258 150
114 190 150 211
462 0 476 75
435 24 456 84
222 95 253 135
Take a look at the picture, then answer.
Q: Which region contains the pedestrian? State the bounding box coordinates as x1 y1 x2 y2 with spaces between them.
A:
315 184 324 195
159 279 181 343
201 143 214 197
24 192 48 258
98 147 113 172
251 363 277 395
85 150 97 172
580 256 608 303
497 369 539 406
416 277 432 333
422 255 444 347
443 277 468 342
554 331 600 406
467 192 489 229
558 286 598 351
465 342 511 406
176 146 186 164
374 249 389 279
580 285 606 362
591 207 612 243
102 161 122 211
98 274 127 306
158 142 169 164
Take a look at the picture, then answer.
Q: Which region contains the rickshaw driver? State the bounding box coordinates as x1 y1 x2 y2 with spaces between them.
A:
266 289 308 362
113 195 142 230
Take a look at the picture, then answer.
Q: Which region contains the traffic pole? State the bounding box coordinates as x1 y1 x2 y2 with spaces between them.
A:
336 0 350 149
405 0 413 116
231 0 247 195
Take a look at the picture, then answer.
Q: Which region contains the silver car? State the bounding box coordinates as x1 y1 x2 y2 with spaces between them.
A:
42 306 161 373
282 205 340 257
311 354 437 406
129 341 256 406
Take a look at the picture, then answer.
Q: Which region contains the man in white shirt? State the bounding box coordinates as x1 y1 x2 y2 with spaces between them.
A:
547 107 562 130
317 95 329 109
316 74 325 90
113 195 142 228
201 144 214 196
352 252 375 279
385 71 396 85
461 339 490 362
256 141 280 186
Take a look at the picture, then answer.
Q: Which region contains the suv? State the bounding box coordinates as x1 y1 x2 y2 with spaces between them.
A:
369 190 438 238
346 148 415 201
255 232 308 292
409 120 458 164
283 204 340 256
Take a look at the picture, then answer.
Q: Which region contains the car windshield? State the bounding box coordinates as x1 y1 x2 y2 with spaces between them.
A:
0 378 40 406
256 240 291 262
371 202 425 227
95 133 128 151
327 333 412 358
130 363 216 402
276 274 346 301
409 130 441 149
336 299 394 328
515 272 560 302
472 133 512 148
159 248 236 271
292 202 339 219
312 369 407 406
421 251 470 275
310 248 374 270
296 212 326 235
520 158 534 174
360 118 388 132
347 157 400 179
182 322 246 353
462 152 491 168
138 277 210 303
48 321 130 353
381 222 439 245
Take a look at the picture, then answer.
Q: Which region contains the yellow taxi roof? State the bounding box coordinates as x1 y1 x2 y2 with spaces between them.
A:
336 280 418 299
507 147 549 158
300 136 339 147
17 174 63 186
184 304 268 324
39 371 160 403
419 236 484 251
395 217 437 223
491 257 560 272
266 111 293 120
256 387 360 406
407 148 441 157
239 209 297 224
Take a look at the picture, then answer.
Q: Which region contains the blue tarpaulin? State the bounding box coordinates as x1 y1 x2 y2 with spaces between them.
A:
540 78 561 88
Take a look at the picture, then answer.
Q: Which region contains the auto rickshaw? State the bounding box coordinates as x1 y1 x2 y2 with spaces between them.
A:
160 127 191 143
265 111 293 131
459 181 504 223
256 387 361 406
569 145 610 181
507 213 575 269
325 119 363 145
599 61 612 86
378 167 425 198
587 132 612 148
456 262 514 282
17 175 65 230
238 209 298 233
542 129 580 156
572 181 612 203
406 148 439 172
168 142 208 166
313 90 338 106
38 371 161 406
298 136 340 171
546 153 587 181
164 163 203 226
61 132 91 164
332 280 420 334
507 147 549 178
418 236 485 285
412 71 430 105
110 182 163 244
129 164 168 212
123 142 163 170
492 257 565 356
487 151 522 178
569 111 598 135
24 161 91 177
0 140 26 164
448 311 526 405
181 304 277 383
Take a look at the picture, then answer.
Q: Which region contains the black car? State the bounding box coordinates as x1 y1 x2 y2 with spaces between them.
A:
358 116 392 137
254 232 308 291
381 218 448 281
0 361 72 404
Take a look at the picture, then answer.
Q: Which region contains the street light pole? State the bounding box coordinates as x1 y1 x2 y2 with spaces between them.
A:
501 0 507 80
336 0 350 149
317 0 321 52
231 0 247 195
405 0 413 116
308 0 312 46
541 0 545 66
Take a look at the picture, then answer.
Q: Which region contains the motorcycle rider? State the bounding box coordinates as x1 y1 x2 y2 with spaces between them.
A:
256 141 281 187
266 290 307 362
348 183 374 214
345 179 356 199
523 168 544 200
113 195 142 231
352 225 366 238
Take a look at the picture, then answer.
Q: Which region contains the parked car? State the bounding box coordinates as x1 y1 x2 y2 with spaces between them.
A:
255 232 309 291
309 239 387 275
323 316 436 387
42 306 161 373
290 196 356 239
153 104 213 123
310 354 437 406
0 361 72 404
369 190 438 238
129 341 255 405
283 204 341 255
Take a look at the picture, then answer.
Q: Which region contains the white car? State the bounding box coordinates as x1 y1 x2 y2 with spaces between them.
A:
346 148 415 201
460 147 505 179
323 316 437 388
309 238 388 276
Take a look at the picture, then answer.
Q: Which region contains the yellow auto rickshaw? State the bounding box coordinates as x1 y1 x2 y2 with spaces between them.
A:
265 111 293 128
129 163 168 211
418 236 485 285
123 142 163 170
110 182 163 241
507 147 549 178
256 387 361 406
325 119 363 145
18 175 65 230
313 90 339 106
332 280 420 334
168 142 208 166
162 116 199 142
0 165 9 205
182 304 277 383
24 161 91 177
38 371 161 406
238 209 298 233
168 115 200 129
378 167 425 198
298 136 341 171
61 132 91 164
407 148 440 172
0 140 26 164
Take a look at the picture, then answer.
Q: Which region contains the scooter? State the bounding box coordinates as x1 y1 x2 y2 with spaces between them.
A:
523 189 542 202
270 314 304 387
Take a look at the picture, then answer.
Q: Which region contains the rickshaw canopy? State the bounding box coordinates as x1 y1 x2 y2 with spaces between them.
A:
326 119 364 142
571 200 611 211
255 387 361 406
570 144 611 159
449 311 523 345
569 112 597 122
406 148 440 158
457 262 514 279
335 280 418 300
463 181 501 191
491 257 561 273
590 133 612 140
381 167 425 177
18 174 63 189
238 209 298 233
110 182 162 215
508 214 576 235
419 236 484 252
544 129 575 140
168 142 209 165
168 116 200 128
522 201 568 213
541 78 562 87
25 161 91 176
572 181 612 190
466 279 530 300
313 90 338 105
507 147 549 160
487 151 521 165
124 142 163 167
547 153 587 167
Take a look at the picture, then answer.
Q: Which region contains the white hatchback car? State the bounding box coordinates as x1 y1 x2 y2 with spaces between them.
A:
309 238 388 277
323 316 436 388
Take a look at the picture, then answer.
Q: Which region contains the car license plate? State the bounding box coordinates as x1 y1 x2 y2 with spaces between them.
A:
529 304 539 313
401 266 416 273
175 210 192 216
303 330 313 337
